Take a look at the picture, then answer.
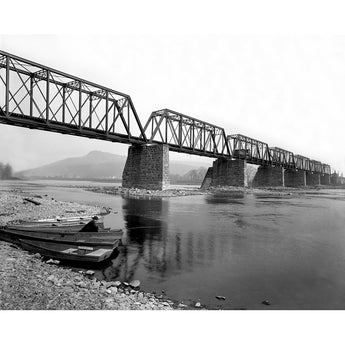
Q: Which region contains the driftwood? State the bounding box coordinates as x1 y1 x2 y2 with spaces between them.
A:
23 198 41 206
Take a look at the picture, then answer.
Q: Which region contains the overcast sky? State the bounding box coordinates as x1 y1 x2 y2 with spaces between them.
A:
1 35 345 173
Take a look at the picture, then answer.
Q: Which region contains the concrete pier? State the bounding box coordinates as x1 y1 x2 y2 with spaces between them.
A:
252 166 285 187
306 172 321 186
122 144 169 190
210 158 247 187
320 174 331 185
330 173 342 185
285 169 306 187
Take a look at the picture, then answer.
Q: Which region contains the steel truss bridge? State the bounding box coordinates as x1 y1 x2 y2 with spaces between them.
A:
0 51 331 175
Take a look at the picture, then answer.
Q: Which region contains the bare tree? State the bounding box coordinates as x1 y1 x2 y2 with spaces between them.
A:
0 162 13 180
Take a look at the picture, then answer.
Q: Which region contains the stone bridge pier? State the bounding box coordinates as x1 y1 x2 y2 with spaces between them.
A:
306 172 321 186
284 169 306 187
253 168 332 187
201 158 248 188
321 174 331 185
122 144 169 190
252 166 285 187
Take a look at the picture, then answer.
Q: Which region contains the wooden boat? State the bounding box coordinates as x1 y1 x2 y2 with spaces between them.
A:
12 218 106 229
17 220 91 226
32 215 103 223
0 227 122 248
20 238 116 263
5 220 106 233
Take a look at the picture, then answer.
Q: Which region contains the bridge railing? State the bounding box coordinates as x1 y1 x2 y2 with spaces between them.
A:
269 147 295 169
322 164 331 175
294 155 311 171
0 50 147 144
143 109 231 158
227 134 271 164
308 159 322 173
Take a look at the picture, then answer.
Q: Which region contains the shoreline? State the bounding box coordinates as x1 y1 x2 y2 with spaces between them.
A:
0 189 182 310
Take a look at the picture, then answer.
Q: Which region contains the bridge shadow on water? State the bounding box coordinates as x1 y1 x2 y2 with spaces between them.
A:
97 197 170 283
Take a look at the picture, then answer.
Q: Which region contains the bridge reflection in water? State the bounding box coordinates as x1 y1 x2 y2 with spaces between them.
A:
98 195 236 286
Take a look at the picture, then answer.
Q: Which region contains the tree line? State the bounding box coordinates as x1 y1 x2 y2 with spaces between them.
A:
0 162 13 179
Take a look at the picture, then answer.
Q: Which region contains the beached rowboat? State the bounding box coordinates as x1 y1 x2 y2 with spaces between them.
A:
4 220 107 233
20 238 116 263
10 218 105 229
0 227 122 248
30 216 103 223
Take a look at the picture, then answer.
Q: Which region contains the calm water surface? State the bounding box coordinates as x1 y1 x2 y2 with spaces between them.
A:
2 180 345 309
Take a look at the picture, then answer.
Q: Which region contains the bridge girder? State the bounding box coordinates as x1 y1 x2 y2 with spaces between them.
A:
144 109 231 158
227 134 271 165
0 50 147 144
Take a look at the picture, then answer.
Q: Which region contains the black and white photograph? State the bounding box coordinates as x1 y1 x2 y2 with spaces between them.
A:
1 1 345 344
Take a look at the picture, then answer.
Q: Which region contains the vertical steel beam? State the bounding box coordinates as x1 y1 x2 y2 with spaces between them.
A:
179 115 182 148
191 120 194 150
5 56 10 116
62 86 66 123
165 115 168 144
105 91 108 133
46 70 50 122
89 96 92 128
78 83 82 128
213 129 216 153
29 75 34 117
127 100 130 138
113 103 116 133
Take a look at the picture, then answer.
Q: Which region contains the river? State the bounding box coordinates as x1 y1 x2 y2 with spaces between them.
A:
2 179 345 309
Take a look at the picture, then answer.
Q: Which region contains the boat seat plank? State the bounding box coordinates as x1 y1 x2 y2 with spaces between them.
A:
86 248 110 257
62 248 78 254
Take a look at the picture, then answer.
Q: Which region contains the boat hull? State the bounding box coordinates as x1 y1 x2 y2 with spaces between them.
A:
4 220 104 233
0 227 122 248
20 239 115 263
28 216 103 223
17 219 104 228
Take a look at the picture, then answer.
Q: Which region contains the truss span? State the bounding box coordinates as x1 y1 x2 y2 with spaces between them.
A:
144 109 231 158
0 50 147 144
227 134 271 165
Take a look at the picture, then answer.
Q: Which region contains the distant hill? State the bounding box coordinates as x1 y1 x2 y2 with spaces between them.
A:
16 150 210 180
17 151 126 179
170 167 208 184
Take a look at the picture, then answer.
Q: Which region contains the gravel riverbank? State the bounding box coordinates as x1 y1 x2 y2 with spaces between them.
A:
0 241 175 310
0 190 178 310
83 184 316 198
